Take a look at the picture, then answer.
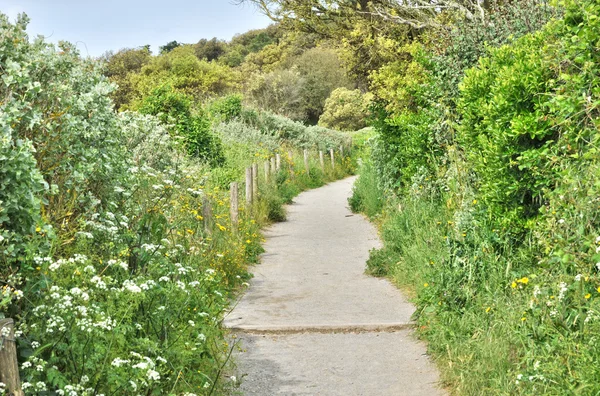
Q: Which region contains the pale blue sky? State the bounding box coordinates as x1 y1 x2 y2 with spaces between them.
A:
1 0 272 57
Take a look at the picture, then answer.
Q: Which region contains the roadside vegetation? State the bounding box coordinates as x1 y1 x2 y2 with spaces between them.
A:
0 13 353 395
346 0 600 393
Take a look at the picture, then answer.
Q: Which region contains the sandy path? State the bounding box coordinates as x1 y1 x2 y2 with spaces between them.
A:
224 176 444 395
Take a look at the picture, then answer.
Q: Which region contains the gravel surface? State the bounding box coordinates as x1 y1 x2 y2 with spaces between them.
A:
225 176 444 395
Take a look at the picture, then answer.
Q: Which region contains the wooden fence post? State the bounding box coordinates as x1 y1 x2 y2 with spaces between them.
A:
0 319 24 396
330 148 335 170
288 151 295 180
304 149 310 176
319 151 325 170
276 153 281 171
230 182 238 233
340 145 344 158
202 196 212 236
252 163 259 200
245 167 253 206
264 161 270 182
270 157 276 174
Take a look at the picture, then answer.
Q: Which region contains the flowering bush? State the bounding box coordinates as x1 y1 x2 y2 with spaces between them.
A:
0 13 262 394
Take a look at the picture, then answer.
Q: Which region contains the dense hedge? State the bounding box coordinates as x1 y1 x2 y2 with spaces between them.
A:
353 0 600 393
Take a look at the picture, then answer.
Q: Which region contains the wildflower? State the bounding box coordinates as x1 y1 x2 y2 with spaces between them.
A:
122 280 141 293
147 370 160 381
575 274 582 282
585 293 591 299
485 307 491 313
511 282 517 289
558 282 568 301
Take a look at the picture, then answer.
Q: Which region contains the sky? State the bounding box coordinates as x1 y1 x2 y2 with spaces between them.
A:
1 0 272 57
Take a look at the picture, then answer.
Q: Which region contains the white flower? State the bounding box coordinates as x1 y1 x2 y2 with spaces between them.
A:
147 369 160 381
558 219 565 224
159 276 169 282
21 361 32 369
132 362 149 370
558 282 568 301
129 381 137 391
229 376 236 383
188 320 195 327
122 280 141 293
575 274 582 282
111 358 130 367
90 276 107 289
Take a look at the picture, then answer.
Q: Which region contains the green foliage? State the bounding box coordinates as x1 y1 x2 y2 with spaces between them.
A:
246 68 306 120
207 94 243 122
291 47 351 123
348 153 383 219
245 47 351 122
159 40 181 54
138 85 225 166
318 88 372 131
352 0 600 393
0 11 359 396
102 46 152 110
128 46 239 105
193 37 227 61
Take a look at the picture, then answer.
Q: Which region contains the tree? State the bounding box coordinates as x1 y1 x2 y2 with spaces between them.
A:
319 88 372 131
193 38 227 61
238 0 497 32
102 46 152 109
159 40 182 54
291 47 352 123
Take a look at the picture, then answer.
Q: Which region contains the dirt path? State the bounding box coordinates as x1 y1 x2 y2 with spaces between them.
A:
224 177 444 395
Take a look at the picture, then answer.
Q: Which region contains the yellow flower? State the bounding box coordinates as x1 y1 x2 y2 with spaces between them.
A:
424 283 429 288
216 224 226 232
472 199 478 204
196 215 203 221
511 282 517 289
246 240 251 244
585 293 591 299
35 226 41 233
485 307 491 313
518 277 529 285
597 286 600 293
186 229 194 235
521 317 526 321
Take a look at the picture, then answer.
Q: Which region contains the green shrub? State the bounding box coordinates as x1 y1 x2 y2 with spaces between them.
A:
138 85 225 166
318 88 372 132
208 94 243 122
